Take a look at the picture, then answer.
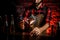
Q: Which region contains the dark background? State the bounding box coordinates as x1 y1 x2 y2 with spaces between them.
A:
0 0 60 40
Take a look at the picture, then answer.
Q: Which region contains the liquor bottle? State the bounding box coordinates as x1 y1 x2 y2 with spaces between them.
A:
0 16 2 33
10 14 15 34
3 14 9 40
3 14 9 33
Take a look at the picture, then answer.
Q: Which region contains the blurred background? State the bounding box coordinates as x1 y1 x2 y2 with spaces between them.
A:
0 0 60 40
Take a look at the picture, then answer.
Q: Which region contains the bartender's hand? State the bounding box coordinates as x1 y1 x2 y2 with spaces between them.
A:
30 23 49 36
30 27 41 36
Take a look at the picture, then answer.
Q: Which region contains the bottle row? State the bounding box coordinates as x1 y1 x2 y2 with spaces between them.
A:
0 14 16 34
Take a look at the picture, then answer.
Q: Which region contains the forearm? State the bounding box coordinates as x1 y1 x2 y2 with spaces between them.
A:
39 23 49 33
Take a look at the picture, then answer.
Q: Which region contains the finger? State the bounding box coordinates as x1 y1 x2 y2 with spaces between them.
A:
30 29 37 36
30 31 34 36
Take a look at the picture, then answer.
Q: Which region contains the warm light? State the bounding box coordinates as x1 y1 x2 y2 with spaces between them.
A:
30 20 35 24
46 27 51 35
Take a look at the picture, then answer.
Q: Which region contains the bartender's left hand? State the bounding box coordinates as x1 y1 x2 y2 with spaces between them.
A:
30 27 41 36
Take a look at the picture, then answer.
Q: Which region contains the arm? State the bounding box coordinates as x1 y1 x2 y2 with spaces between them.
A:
39 23 49 34
30 23 49 36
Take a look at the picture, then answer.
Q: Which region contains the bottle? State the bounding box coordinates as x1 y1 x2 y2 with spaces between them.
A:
3 14 9 33
0 16 2 33
3 14 9 40
10 14 15 34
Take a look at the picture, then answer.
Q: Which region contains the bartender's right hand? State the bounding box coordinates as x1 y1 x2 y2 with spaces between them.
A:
30 27 41 36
